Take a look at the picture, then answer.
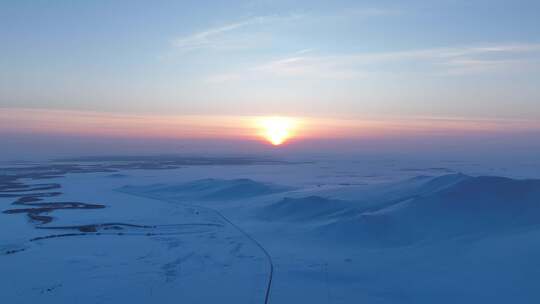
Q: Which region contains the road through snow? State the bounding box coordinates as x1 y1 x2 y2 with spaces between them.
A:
122 192 274 304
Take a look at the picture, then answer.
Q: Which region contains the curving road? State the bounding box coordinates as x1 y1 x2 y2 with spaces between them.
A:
130 193 274 304
209 207 274 304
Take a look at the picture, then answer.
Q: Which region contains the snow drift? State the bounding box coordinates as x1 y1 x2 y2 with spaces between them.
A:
121 178 294 202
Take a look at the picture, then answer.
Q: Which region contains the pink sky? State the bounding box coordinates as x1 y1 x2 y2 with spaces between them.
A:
2 108 540 160
3 108 539 142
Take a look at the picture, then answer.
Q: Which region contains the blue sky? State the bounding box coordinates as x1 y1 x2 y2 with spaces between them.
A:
1 0 540 119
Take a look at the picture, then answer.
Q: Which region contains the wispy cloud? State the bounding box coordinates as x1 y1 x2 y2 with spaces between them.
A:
171 14 303 52
253 55 365 79
169 7 399 54
172 18 260 51
434 44 540 75
248 43 540 79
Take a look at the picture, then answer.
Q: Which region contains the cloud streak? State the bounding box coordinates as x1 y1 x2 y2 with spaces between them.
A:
170 7 399 53
172 18 259 51
171 14 303 52
207 43 540 81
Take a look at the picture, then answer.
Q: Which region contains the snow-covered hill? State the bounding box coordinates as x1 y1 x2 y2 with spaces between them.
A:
121 178 294 202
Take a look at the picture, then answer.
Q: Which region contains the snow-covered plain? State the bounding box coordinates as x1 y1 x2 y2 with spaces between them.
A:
1 156 540 303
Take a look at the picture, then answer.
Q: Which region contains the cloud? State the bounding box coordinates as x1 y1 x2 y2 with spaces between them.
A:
253 55 365 79
169 7 400 54
171 14 303 52
172 19 259 51
203 43 540 84
434 44 540 75
248 43 540 79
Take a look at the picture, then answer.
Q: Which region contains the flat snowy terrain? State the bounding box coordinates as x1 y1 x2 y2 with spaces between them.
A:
1 156 540 303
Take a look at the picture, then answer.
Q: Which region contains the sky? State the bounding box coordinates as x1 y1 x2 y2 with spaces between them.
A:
1 0 540 159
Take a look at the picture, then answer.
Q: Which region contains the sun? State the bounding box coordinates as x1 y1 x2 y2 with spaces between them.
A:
257 117 296 146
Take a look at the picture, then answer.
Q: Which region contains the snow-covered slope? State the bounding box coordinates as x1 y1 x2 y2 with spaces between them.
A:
258 196 358 222
121 178 294 202
315 174 540 246
125 174 540 247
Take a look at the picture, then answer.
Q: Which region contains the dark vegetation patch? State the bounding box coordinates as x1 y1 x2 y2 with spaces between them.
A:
37 222 156 233
0 191 62 198
3 202 106 224
4 248 26 255
30 233 88 242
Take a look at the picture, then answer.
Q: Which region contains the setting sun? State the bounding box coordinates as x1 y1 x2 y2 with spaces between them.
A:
257 117 296 146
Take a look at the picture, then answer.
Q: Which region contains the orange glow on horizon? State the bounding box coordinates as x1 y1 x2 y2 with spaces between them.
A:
257 117 297 146
2 109 539 143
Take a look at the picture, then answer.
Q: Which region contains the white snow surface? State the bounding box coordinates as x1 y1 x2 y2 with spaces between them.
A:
1 157 540 303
